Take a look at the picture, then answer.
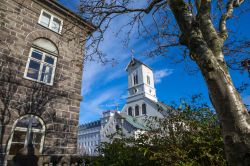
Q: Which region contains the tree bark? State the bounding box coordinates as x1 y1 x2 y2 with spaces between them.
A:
0 122 6 166
190 32 250 166
169 0 250 165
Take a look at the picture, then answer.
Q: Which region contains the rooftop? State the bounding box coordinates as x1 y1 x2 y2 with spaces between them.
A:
78 120 101 129
36 0 95 33
125 58 153 71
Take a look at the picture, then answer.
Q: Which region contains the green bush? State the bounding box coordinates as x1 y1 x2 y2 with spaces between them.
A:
94 96 226 166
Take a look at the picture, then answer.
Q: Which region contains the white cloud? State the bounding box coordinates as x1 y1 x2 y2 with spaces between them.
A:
79 85 124 123
154 68 174 84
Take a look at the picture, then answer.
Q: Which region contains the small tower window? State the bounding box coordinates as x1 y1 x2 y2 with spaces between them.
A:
142 103 146 115
147 75 150 85
133 74 138 85
135 105 139 116
128 107 133 116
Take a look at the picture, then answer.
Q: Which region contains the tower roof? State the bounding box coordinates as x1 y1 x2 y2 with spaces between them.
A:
125 58 152 71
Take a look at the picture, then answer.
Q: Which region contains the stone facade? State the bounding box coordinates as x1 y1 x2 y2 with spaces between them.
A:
0 0 94 164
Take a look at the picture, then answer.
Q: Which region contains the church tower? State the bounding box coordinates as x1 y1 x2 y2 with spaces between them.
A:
125 58 158 103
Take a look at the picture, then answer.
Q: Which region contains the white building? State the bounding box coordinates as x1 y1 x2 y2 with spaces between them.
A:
77 120 101 156
120 58 165 122
77 58 170 155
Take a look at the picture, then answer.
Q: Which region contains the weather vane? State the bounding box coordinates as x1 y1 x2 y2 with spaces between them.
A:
130 49 135 60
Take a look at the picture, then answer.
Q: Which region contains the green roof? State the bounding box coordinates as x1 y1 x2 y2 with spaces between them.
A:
157 101 172 112
120 114 148 130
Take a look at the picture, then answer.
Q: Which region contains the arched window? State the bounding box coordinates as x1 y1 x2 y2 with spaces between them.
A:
24 38 58 85
142 103 147 115
135 105 139 116
7 115 45 155
128 107 133 116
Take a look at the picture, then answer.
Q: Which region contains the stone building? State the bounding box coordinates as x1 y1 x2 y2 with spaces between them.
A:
0 0 94 164
77 58 169 156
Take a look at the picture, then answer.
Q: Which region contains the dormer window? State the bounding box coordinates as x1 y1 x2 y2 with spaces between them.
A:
38 10 63 34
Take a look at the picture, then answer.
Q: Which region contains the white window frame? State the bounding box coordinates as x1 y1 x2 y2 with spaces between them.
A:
38 9 63 34
24 47 57 86
6 115 46 155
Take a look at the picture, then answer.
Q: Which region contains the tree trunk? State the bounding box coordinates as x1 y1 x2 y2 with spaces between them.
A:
187 27 250 165
0 122 6 166
168 1 250 165
199 56 250 165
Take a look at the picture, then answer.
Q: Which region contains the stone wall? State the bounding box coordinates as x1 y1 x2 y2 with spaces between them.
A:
0 0 92 160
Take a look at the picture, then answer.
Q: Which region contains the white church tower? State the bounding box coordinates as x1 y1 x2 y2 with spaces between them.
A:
126 58 158 103
120 58 163 121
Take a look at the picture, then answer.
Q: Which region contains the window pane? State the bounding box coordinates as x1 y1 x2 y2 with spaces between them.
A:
33 39 58 54
27 68 39 80
51 17 61 33
135 106 139 116
40 64 53 83
142 104 146 115
44 56 54 65
12 131 26 142
40 12 51 27
33 133 42 144
9 143 24 155
33 144 40 152
27 60 40 80
28 60 40 70
128 107 133 116
16 116 30 128
147 75 150 85
31 50 42 60
134 75 138 85
16 116 42 129
31 117 42 129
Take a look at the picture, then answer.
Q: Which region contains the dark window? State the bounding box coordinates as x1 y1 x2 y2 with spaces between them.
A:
135 105 139 116
128 107 133 116
142 103 146 115
116 125 121 131
133 74 138 85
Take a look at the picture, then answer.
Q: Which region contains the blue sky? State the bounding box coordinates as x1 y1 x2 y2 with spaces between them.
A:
58 0 250 124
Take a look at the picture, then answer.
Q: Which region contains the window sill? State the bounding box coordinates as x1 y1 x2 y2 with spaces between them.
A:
37 23 62 36
23 75 54 86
